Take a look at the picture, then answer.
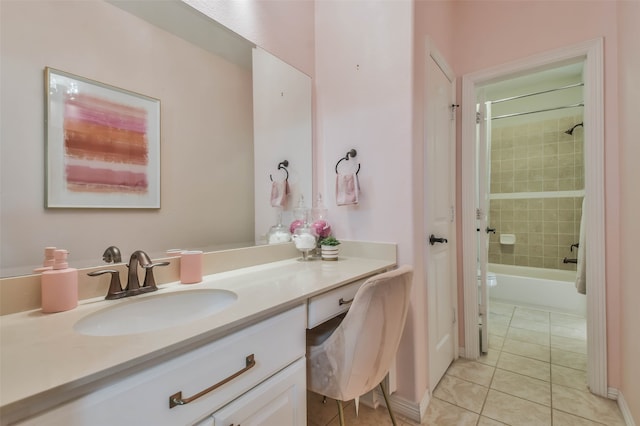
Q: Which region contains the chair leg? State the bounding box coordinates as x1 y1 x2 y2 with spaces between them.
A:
379 381 397 426
336 399 345 426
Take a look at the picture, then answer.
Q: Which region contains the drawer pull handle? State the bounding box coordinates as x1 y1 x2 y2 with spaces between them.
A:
169 354 256 409
339 297 353 306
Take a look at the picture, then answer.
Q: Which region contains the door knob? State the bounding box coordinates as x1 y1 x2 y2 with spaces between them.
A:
429 234 448 245
486 227 496 234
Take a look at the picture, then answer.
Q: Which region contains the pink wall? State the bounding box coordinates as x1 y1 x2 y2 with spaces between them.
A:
617 0 640 419
183 0 315 77
450 0 621 389
315 0 419 399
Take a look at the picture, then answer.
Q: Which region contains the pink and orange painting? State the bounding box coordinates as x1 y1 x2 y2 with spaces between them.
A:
46 68 160 208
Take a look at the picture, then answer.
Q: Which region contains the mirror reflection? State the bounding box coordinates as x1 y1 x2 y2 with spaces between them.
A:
0 0 312 277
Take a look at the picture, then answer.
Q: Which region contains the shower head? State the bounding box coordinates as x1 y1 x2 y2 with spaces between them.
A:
565 122 584 135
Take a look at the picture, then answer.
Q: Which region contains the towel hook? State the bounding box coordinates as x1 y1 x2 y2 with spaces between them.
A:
335 149 360 175
270 160 289 182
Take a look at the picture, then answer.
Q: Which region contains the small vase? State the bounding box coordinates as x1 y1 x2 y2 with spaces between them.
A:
321 245 339 261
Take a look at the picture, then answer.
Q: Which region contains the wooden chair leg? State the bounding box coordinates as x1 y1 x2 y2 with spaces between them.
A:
336 399 345 426
380 381 397 426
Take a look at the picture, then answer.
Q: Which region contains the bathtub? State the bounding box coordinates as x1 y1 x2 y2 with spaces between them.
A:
488 263 586 316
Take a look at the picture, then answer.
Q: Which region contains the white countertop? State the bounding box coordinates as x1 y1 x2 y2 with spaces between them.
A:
0 255 394 417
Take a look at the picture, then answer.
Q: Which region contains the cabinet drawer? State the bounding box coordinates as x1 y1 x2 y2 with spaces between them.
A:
307 278 368 328
18 305 306 426
195 358 306 426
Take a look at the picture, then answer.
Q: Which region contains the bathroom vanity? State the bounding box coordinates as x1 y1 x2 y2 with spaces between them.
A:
0 243 396 425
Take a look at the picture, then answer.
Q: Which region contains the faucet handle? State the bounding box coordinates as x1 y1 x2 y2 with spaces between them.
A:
141 261 170 291
88 269 125 300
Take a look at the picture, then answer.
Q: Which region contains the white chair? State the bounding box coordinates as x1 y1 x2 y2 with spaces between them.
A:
306 265 413 425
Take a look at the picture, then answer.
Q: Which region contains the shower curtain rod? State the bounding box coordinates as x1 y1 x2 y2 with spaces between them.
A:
490 82 584 104
491 103 584 120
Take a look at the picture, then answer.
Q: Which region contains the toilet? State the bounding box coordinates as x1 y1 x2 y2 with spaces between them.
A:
477 270 497 353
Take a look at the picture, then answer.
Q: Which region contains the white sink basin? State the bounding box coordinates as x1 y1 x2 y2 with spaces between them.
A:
74 289 237 336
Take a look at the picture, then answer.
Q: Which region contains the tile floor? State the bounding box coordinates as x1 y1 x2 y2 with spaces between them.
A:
307 300 626 426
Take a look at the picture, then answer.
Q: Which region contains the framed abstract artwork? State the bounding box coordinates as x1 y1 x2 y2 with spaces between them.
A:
45 67 160 208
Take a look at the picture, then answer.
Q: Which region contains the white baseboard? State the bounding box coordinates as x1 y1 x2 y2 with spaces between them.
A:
617 390 637 426
609 387 619 399
373 388 430 423
459 346 467 358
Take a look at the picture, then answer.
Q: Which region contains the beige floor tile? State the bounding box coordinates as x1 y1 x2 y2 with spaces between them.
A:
479 349 500 367
489 334 504 350
551 347 587 371
502 338 550 362
550 312 586 330
490 312 512 326
446 358 495 387
482 389 551 425
552 384 626 426
506 326 550 346
551 335 587 354
551 364 588 390
553 409 609 426
510 317 550 333
419 397 479 426
488 322 508 337
478 416 508 425
433 374 489 413
489 301 516 316
513 307 550 323
490 368 551 406
497 352 550 381
551 324 587 340
326 401 395 426
307 391 342 426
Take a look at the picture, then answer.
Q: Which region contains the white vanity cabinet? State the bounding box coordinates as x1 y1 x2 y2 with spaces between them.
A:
195 358 306 426
16 305 306 426
307 277 367 328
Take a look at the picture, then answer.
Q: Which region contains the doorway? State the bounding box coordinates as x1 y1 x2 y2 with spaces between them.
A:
460 39 607 397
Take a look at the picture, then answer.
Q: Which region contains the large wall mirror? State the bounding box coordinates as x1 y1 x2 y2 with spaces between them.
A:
0 0 312 277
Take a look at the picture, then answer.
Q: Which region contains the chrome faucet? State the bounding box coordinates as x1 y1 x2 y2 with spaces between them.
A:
88 250 169 300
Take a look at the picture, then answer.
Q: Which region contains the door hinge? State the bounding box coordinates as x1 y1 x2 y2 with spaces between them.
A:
452 307 457 324
450 206 455 222
476 111 482 124
450 103 459 121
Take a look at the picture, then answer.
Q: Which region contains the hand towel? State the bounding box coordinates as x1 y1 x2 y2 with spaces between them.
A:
270 180 289 208
336 173 359 206
575 197 586 294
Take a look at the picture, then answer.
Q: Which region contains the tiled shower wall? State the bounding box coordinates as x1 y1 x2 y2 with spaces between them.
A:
488 115 584 271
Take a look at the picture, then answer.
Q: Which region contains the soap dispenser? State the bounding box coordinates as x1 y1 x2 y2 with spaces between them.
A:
41 249 78 313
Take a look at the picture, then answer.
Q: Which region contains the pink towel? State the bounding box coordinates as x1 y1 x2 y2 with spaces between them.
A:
336 173 359 206
270 180 289 207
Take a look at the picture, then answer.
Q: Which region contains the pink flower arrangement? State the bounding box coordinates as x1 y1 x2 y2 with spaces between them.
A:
289 219 304 234
311 220 332 238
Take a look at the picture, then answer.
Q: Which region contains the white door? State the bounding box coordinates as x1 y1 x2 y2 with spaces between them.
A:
425 47 457 392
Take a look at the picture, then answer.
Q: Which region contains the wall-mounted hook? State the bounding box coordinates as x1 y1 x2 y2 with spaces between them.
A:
270 160 289 182
335 149 361 175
